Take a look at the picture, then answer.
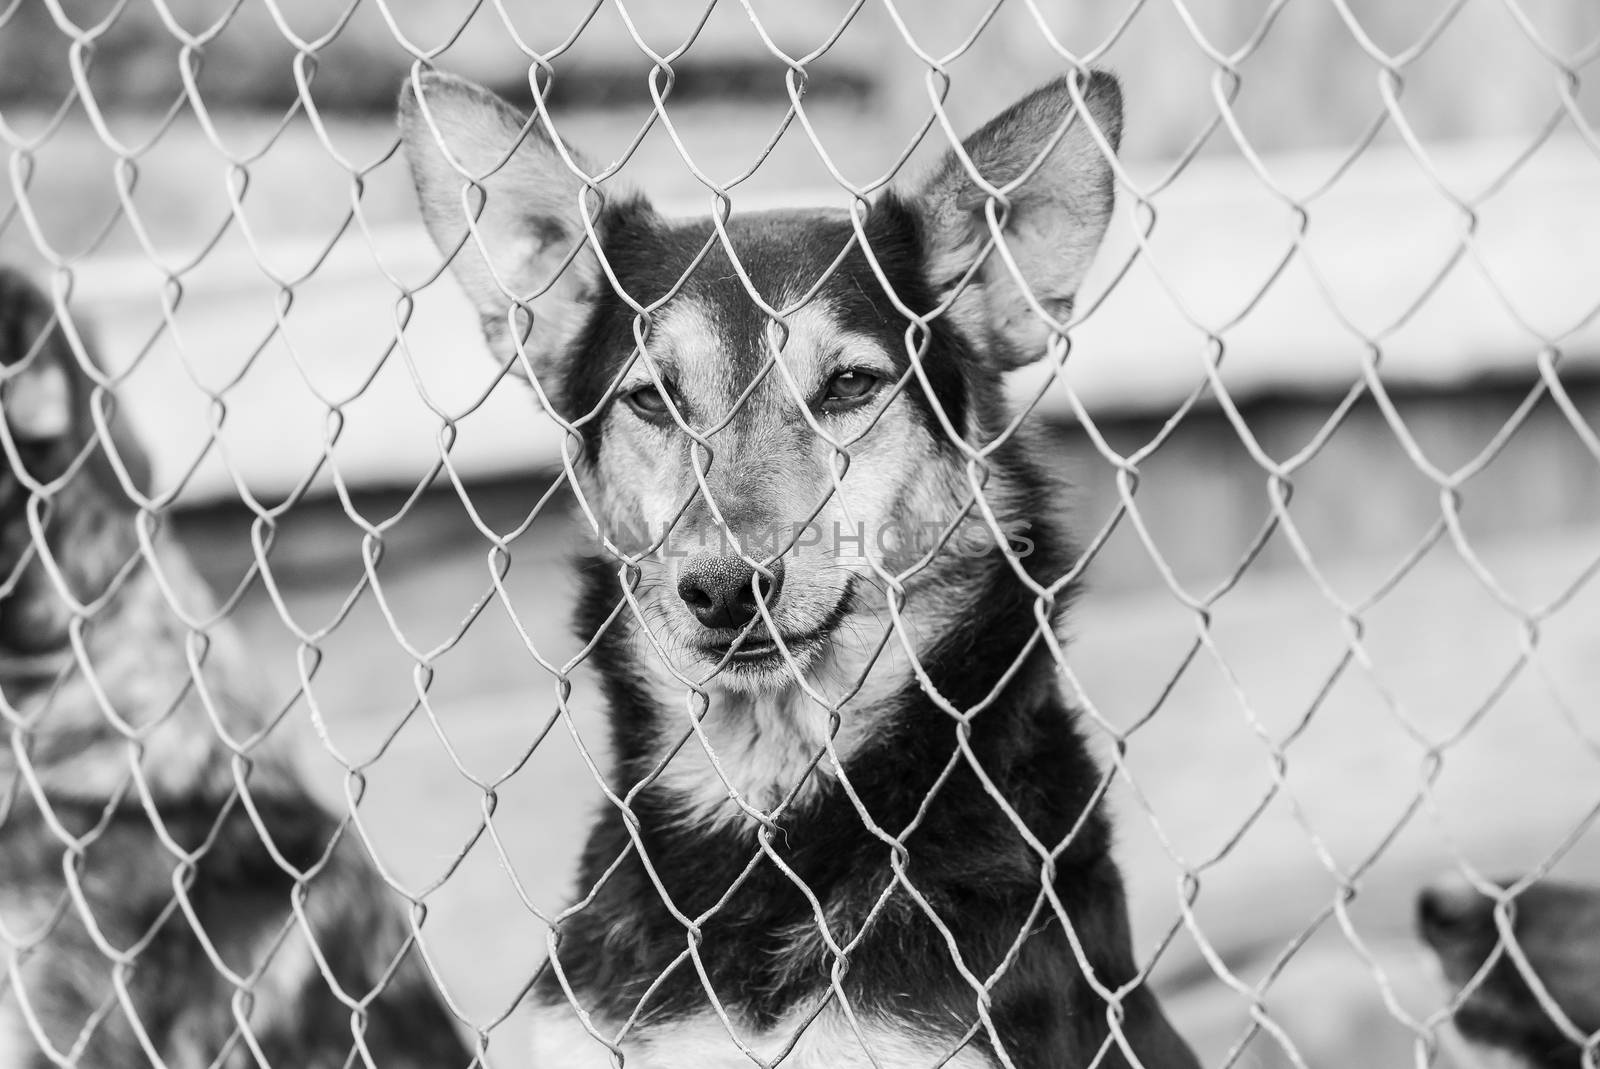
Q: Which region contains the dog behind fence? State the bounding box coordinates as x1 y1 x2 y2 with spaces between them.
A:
0 266 471 1069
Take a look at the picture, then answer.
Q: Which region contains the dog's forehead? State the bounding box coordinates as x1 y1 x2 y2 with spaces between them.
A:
682 207 858 290
618 209 894 381
626 209 862 317
564 194 960 434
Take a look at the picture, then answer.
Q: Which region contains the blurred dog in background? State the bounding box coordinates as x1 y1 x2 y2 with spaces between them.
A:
0 266 470 1069
1419 872 1600 1068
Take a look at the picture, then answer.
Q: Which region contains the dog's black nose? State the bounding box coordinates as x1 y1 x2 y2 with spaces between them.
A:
677 556 783 630
1418 873 1496 941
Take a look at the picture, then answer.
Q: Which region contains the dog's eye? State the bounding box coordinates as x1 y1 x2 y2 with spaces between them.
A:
821 369 881 411
622 384 672 421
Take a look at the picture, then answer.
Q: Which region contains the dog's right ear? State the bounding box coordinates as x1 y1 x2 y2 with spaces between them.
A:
399 72 602 386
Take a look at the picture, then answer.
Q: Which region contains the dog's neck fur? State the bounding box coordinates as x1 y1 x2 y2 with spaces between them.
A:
1 473 295 806
1 446 137 656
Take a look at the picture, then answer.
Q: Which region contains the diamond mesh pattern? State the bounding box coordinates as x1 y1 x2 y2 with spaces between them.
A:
2 1 1599 1068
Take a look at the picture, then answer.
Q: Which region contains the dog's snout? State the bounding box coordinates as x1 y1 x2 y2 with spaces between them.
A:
1418 874 1496 943
677 556 784 630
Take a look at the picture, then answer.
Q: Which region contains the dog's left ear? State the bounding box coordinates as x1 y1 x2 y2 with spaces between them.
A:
905 72 1122 369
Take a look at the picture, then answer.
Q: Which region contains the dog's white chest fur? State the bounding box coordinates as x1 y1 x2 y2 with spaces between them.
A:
529 1000 995 1068
653 684 835 829
647 637 914 834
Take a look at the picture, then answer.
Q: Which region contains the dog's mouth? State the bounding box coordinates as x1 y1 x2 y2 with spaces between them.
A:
694 582 856 672
699 629 827 667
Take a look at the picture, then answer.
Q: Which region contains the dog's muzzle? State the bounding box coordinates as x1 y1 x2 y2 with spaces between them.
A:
676 555 785 632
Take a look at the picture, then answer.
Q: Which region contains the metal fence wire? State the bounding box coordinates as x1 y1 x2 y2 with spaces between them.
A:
1 0 1599 1067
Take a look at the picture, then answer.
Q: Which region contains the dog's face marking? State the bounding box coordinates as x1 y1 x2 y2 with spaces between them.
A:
401 71 1121 828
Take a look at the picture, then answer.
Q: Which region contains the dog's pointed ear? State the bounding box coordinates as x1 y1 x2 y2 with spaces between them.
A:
0 266 153 497
906 71 1122 369
399 71 602 383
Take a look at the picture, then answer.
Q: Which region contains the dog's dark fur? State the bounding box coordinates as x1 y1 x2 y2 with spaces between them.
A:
0 267 470 1069
1419 874 1600 1068
402 70 1200 1067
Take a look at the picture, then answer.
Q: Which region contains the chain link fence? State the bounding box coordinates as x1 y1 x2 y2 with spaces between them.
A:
2 1 1600 1067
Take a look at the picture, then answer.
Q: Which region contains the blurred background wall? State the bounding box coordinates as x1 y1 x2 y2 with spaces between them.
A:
6 1 1598 154
3 0 1597 564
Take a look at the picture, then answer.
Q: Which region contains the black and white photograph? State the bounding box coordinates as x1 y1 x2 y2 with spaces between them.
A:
2 1 1599 1066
